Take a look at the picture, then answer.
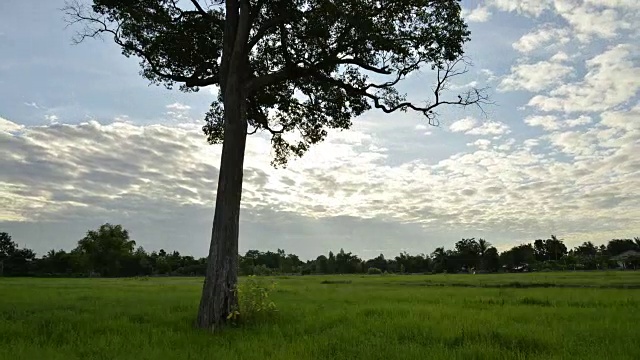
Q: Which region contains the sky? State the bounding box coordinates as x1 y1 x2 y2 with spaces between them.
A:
1 0 639 260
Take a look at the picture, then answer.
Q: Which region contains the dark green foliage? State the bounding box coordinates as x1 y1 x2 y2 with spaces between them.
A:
533 235 568 262
0 232 36 276
3 227 640 277
64 0 487 166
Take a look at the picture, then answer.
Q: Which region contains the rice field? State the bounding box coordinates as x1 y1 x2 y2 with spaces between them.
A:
1 271 639 360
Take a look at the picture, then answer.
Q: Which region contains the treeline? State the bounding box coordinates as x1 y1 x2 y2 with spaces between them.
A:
1 224 640 277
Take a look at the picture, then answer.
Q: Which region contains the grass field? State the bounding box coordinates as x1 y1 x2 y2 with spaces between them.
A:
1 272 639 360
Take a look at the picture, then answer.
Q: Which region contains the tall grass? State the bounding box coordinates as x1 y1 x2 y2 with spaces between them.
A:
1 272 639 360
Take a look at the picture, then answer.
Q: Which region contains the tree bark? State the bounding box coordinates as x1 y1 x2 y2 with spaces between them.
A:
196 76 248 330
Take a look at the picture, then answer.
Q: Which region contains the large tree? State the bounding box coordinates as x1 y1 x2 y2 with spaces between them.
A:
75 223 137 276
64 0 488 329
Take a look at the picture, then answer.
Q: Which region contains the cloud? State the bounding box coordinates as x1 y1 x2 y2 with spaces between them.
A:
512 25 570 53
450 117 511 137
553 0 634 42
468 139 492 150
449 117 477 133
166 102 191 111
463 5 492 22
24 102 41 109
165 102 194 122
487 0 552 17
499 60 573 92
480 69 498 82
414 124 432 136
489 0 640 41
524 115 561 131
45 114 59 124
1 112 639 256
0 117 23 133
528 44 640 113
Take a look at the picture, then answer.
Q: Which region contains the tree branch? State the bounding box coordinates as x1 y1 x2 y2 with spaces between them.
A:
310 59 491 126
247 13 293 50
189 0 208 16
62 1 219 88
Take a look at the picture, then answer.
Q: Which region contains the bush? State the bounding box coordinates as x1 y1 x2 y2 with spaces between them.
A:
367 267 382 275
227 276 277 323
252 264 273 276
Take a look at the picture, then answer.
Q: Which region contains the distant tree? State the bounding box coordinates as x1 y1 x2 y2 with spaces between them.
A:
574 241 598 257
534 236 567 262
0 232 17 276
327 251 336 274
607 239 637 256
395 252 430 274
315 255 328 274
533 239 547 262
431 247 447 273
483 247 500 272
64 0 488 329
0 232 36 276
366 254 388 273
573 241 598 270
500 244 535 270
75 223 137 277
547 235 567 261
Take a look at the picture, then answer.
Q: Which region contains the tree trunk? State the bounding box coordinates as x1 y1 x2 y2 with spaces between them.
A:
196 82 248 330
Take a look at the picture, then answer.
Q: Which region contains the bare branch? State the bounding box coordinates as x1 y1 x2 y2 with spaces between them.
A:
309 59 491 126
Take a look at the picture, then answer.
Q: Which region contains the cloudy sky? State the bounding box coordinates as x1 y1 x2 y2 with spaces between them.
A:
1 0 639 260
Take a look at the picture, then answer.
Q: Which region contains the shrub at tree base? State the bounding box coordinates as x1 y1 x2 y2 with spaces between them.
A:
227 276 278 324
368 267 383 275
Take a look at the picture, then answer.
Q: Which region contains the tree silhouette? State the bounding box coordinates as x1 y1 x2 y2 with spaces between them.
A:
63 0 489 329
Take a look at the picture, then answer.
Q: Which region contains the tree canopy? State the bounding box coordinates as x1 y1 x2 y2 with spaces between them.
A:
64 0 488 166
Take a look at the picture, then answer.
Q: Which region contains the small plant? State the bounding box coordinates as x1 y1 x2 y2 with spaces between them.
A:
367 267 383 275
227 275 277 324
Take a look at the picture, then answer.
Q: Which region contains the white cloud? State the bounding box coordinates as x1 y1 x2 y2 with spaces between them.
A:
528 44 640 113
566 115 592 127
468 139 492 150
489 0 639 41
1 112 639 253
165 102 194 122
550 51 570 63
414 124 432 136
480 69 498 82
24 102 41 109
488 0 552 17
525 114 593 132
166 102 191 111
463 5 492 22
499 60 573 92
450 117 510 137
512 25 570 53
467 121 511 136
525 115 560 131
0 117 24 133
45 114 59 124
553 0 633 42
449 117 477 133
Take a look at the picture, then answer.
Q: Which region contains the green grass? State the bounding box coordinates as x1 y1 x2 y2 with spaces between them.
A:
1 272 639 360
